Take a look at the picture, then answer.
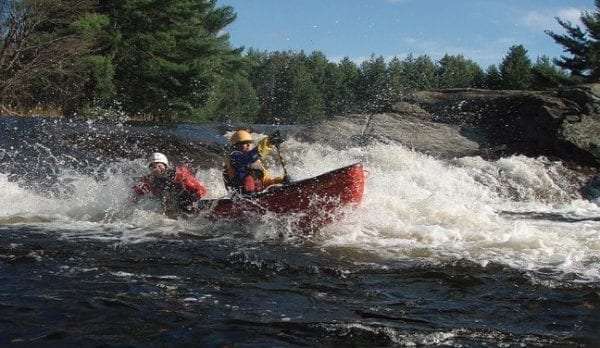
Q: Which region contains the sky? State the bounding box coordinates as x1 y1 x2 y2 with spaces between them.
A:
216 0 595 68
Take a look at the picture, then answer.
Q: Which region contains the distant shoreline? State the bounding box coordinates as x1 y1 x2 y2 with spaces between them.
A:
0 105 161 123
0 105 63 118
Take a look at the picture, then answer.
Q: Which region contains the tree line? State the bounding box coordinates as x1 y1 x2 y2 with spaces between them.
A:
1 0 599 123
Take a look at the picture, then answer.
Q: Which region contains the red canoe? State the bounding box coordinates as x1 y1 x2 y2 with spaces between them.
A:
201 163 365 231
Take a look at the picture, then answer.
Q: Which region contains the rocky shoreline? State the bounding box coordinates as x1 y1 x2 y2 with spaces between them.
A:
403 84 600 167
295 84 600 201
3 84 600 200
3 84 600 169
299 84 600 169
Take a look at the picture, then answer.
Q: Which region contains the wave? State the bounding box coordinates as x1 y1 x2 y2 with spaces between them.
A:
1 137 600 283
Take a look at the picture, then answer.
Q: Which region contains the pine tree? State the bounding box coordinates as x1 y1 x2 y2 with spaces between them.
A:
472 67 487 88
246 49 277 121
284 53 324 123
256 51 295 122
530 56 572 90
415 55 438 90
546 1 600 81
401 54 437 90
306 51 338 117
485 65 503 89
198 69 260 122
436 54 484 88
357 55 391 113
306 51 329 92
247 51 325 123
499 45 532 90
387 56 407 100
337 57 360 114
96 0 243 120
320 60 347 116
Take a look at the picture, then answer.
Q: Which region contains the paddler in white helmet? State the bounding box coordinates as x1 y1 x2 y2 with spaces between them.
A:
223 129 288 194
132 152 207 213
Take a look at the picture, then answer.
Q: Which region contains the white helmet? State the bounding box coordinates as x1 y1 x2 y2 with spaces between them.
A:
148 152 169 167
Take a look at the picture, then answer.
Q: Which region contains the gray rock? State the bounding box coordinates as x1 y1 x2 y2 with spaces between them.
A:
405 86 600 167
295 112 481 159
298 84 600 168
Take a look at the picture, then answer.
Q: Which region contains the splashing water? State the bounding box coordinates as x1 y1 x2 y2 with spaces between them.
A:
3 134 599 284
3 120 600 346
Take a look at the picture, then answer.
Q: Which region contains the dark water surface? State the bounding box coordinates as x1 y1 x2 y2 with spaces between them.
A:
2 116 600 346
1 226 599 347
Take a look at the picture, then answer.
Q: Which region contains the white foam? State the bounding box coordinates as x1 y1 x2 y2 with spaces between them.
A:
286 141 600 283
2 140 600 283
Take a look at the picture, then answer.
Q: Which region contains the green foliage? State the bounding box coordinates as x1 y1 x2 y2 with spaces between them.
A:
335 57 360 114
288 59 324 123
248 51 294 122
499 45 532 90
307 51 343 117
546 2 600 81
83 55 115 100
531 56 573 90
357 55 391 113
436 54 484 88
402 54 437 91
0 0 98 111
247 50 327 123
192 66 259 123
2 0 578 123
387 57 406 100
94 0 242 120
485 65 503 90
71 13 111 41
472 67 487 88
319 61 347 116
72 13 116 105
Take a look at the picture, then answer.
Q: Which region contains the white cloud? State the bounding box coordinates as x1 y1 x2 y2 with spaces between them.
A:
523 7 587 31
558 7 586 23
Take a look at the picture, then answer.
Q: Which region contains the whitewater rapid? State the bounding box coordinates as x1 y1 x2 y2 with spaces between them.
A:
2 137 600 284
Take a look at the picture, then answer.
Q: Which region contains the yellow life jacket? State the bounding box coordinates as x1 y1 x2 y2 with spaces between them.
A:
223 137 274 189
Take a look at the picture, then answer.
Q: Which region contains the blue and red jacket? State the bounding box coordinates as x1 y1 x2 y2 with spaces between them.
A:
223 139 285 194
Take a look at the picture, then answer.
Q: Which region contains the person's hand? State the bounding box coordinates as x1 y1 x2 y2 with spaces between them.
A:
269 131 284 146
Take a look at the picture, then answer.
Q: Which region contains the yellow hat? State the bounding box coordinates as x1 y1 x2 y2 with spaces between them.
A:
230 130 253 145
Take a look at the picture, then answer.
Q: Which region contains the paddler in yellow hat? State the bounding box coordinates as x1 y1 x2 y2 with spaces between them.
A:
222 129 288 194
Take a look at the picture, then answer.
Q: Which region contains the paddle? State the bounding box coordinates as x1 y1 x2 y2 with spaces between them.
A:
359 112 375 145
274 143 289 178
269 131 289 182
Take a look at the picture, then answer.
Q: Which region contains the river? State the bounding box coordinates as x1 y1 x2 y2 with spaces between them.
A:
1 117 599 346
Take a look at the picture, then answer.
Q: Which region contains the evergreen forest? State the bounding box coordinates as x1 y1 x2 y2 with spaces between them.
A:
1 0 599 123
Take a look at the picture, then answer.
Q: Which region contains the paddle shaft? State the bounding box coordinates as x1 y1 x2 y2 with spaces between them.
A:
274 144 289 178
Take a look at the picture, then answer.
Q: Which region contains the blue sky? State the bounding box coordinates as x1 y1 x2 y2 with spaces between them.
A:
217 0 595 68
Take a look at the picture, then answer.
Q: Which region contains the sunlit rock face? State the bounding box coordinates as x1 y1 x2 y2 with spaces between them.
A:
400 85 600 167
295 112 481 159
294 84 600 168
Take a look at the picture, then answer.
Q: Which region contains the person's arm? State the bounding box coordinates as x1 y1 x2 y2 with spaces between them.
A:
130 177 151 203
174 167 208 199
132 177 151 195
256 137 273 158
256 132 284 158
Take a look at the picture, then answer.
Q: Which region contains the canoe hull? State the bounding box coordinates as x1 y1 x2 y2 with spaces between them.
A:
206 163 365 231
